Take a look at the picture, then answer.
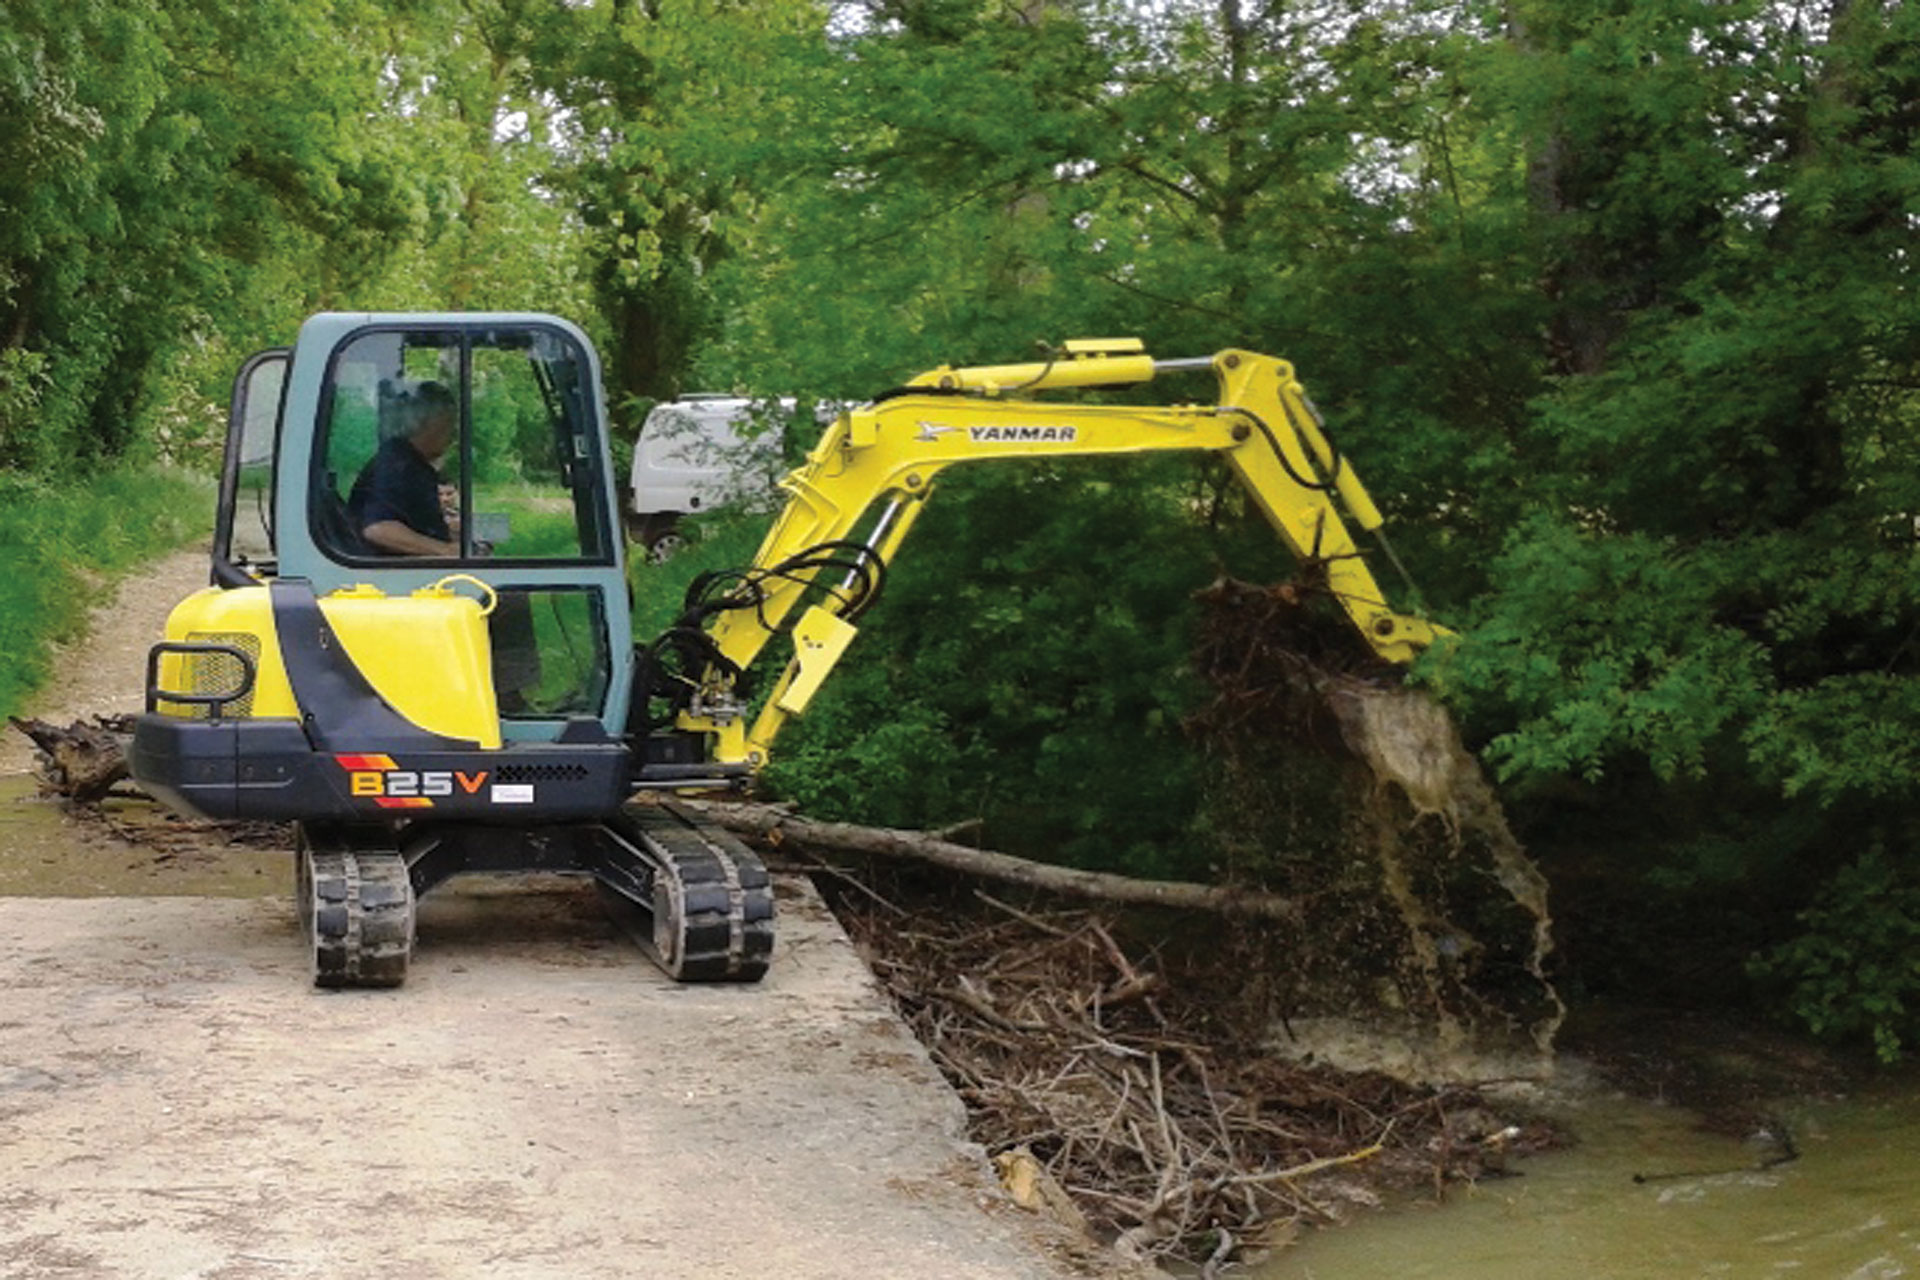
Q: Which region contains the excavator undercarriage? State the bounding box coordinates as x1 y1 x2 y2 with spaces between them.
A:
292 806 773 988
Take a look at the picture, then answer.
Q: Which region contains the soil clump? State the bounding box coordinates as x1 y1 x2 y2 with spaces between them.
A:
1188 576 1563 1072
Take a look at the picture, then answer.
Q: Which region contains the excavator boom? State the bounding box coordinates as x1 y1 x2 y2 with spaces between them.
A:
660 342 1447 768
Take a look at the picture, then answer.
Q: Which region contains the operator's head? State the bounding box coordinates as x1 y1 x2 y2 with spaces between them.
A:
404 381 457 462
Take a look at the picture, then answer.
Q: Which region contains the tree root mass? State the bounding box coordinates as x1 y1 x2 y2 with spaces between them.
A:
1190 576 1563 1061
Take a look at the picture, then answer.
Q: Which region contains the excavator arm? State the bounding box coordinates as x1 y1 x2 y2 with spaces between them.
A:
648 340 1448 769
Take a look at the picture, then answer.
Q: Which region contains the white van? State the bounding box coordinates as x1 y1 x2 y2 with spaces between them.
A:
629 396 792 555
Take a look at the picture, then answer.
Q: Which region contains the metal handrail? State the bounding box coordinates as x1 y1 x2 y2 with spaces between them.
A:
144 642 259 720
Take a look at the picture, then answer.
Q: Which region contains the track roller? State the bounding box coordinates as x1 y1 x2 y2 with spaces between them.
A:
296 825 416 988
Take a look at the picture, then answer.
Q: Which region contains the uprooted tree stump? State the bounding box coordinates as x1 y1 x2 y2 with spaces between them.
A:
1187 575 1563 1066
8 715 132 803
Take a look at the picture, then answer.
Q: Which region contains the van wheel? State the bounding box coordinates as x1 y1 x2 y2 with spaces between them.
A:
646 528 689 564
630 513 686 561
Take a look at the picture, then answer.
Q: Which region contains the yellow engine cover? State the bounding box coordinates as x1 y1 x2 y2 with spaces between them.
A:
156 582 502 750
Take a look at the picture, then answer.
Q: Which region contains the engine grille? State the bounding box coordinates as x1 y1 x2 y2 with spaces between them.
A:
495 762 593 783
178 632 261 719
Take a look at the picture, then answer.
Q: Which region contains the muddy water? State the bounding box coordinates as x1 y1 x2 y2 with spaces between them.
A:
0 774 284 896
1263 1076 1920 1279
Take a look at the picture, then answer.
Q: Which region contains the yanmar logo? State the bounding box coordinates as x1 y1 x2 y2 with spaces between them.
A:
334 754 488 810
915 422 1079 445
969 425 1076 443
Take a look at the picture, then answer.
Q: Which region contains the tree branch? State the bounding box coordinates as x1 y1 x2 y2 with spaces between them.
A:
677 800 1302 922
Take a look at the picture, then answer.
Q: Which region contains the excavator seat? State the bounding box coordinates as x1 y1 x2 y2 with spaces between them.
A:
311 470 367 558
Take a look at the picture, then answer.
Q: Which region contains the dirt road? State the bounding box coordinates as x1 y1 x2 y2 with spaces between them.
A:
0 555 1090 1278
0 550 204 777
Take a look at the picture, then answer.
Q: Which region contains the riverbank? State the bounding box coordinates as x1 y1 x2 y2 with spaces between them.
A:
803 863 1564 1270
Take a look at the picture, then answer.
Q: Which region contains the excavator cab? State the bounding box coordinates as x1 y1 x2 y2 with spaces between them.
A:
139 315 638 805
215 315 629 735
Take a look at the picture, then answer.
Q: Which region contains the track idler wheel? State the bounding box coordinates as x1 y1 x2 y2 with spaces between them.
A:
296 833 416 988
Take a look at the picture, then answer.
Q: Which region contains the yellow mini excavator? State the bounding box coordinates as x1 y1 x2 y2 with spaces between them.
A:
130 315 1445 987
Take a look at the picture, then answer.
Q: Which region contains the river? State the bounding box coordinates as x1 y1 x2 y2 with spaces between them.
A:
1262 1069 1920 1279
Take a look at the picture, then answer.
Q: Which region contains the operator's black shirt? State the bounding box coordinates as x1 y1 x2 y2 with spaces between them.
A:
348 436 448 549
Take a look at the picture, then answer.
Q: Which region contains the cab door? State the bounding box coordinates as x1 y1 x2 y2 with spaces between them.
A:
212 348 290 581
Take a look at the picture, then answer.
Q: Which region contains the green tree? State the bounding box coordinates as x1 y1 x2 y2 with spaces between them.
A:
1432 1 1920 1025
0 0 444 475
502 0 823 428
676 0 1920 1045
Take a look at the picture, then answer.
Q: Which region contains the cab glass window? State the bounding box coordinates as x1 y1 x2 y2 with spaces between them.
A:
312 325 612 565
468 331 612 561
491 587 612 719
216 350 287 567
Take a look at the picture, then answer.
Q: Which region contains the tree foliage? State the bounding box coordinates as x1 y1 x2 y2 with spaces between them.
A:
2 1 424 470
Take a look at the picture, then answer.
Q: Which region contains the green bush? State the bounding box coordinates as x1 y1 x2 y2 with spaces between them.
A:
0 466 213 722
1751 848 1920 1063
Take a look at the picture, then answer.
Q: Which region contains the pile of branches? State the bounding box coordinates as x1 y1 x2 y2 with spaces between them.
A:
830 876 1550 1271
8 716 289 853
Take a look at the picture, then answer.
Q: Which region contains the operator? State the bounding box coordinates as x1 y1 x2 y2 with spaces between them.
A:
349 381 462 557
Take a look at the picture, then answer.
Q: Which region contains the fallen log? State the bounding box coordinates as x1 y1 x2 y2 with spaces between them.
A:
677 800 1302 922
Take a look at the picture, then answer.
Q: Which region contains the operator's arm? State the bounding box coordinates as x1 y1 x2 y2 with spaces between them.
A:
360 519 458 557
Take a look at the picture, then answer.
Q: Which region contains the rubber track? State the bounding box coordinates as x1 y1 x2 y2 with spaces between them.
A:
303 847 415 988
624 807 774 983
